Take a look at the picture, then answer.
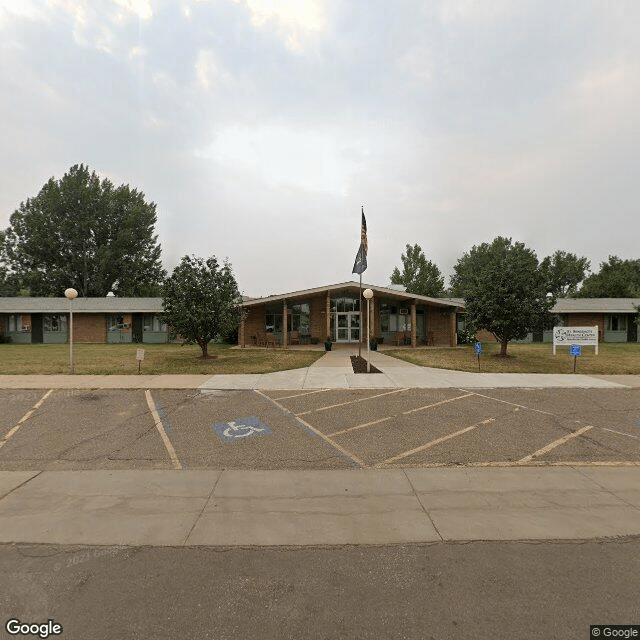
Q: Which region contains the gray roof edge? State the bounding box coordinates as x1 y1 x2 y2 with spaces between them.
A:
0 297 164 313
240 282 462 308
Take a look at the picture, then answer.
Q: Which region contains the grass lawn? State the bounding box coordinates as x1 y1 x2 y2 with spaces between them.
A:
0 343 324 375
386 342 640 375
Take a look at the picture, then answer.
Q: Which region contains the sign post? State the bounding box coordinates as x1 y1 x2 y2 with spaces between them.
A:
136 348 145 374
570 344 581 373
475 342 482 372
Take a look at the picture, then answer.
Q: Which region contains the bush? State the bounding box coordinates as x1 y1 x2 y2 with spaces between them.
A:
0 333 12 344
456 327 476 345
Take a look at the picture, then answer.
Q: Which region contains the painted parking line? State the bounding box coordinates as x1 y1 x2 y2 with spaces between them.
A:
0 389 53 451
255 390 366 468
274 389 328 401
327 393 475 438
376 418 496 468
517 425 594 464
459 389 556 416
600 427 640 441
297 388 409 416
145 389 182 470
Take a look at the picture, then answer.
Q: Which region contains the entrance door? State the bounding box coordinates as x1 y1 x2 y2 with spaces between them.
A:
132 314 143 343
31 314 43 344
335 312 360 342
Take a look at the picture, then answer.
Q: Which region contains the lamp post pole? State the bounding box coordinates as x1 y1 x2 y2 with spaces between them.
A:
65 288 78 373
363 289 373 373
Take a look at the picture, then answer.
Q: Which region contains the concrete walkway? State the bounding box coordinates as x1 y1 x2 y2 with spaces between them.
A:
0 349 636 389
1 467 640 546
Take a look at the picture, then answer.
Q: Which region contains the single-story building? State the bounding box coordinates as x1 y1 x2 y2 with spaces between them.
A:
238 281 462 348
456 298 640 344
0 297 169 344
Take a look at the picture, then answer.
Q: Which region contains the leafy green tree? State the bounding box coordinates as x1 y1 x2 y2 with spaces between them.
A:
162 255 242 359
450 237 555 356
540 250 590 298
1 164 165 297
390 243 445 297
577 256 640 298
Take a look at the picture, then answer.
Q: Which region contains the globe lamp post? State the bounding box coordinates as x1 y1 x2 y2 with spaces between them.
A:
64 288 78 373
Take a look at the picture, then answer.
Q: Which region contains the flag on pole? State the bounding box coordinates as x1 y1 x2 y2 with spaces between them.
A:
352 207 368 275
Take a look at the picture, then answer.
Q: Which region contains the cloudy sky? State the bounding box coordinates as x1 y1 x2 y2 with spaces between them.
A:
1 0 638 297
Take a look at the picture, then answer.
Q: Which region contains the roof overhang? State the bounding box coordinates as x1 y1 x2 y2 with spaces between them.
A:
240 281 463 310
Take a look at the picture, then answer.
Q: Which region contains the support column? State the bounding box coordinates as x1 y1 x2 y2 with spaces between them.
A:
411 301 417 348
239 312 245 348
450 310 457 347
283 302 288 349
326 292 331 340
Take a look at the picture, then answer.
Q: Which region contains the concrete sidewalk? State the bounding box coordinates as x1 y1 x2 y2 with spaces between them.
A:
1 467 640 546
0 349 637 389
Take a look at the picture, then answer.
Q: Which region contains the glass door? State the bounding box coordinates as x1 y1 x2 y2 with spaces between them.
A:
349 312 360 342
335 312 360 342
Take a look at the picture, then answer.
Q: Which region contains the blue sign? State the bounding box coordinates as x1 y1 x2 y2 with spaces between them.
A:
570 344 582 357
475 342 482 354
212 417 272 442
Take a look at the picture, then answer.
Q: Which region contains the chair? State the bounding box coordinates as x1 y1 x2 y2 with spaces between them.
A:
393 331 405 346
289 330 300 345
425 331 434 346
265 333 280 348
256 332 267 347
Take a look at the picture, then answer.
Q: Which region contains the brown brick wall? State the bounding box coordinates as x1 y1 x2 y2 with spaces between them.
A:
567 313 604 342
426 307 456 346
74 314 107 343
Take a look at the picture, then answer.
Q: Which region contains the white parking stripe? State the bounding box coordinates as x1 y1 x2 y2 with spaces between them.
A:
600 427 640 441
517 425 594 463
297 388 408 416
0 389 54 451
377 418 496 467
327 393 475 438
402 394 474 415
145 390 182 470
255 390 366 468
458 389 556 416
274 389 328 401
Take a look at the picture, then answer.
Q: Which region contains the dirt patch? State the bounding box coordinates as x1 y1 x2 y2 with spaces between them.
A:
350 355 382 374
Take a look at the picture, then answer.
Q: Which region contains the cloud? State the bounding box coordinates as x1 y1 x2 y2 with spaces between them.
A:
197 123 361 195
195 49 227 91
231 0 328 52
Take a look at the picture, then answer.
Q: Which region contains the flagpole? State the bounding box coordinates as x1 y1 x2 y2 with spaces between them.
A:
359 272 362 358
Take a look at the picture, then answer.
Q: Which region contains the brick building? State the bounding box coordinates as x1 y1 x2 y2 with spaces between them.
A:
0 298 169 344
238 281 462 348
456 298 640 344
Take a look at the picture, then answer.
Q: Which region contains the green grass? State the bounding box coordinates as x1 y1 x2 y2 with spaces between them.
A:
0 343 324 375
386 342 640 375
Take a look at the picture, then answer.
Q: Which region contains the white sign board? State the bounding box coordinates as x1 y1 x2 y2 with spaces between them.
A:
552 326 598 355
136 349 145 361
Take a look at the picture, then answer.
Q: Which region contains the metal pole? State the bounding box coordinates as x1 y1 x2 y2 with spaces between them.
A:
69 304 74 373
367 297 371 373
358 273 362 358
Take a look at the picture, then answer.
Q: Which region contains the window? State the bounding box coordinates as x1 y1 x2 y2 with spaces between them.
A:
7 315 23 332
44 315 67 332
287 302 310 334
330 296 360 312
108 315 127 331
143 314 167 332
606 314 628 331
265 307 283 333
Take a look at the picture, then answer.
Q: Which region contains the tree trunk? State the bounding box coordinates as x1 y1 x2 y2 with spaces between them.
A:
198 339 208 359
500 340 508 356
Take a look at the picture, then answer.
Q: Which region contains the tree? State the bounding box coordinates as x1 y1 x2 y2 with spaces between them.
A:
162 255 242 359
577 256 640 298
540 250 590 298
1 164 165 297
450 237 555 356
390 243 445 297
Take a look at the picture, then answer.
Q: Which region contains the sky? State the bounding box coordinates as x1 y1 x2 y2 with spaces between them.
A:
1 0 638 298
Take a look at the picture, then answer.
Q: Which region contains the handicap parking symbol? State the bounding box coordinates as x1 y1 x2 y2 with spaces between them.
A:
212 417 272 442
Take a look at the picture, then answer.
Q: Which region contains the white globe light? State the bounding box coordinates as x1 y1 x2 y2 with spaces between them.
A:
363 288 373 300
64 288 78 300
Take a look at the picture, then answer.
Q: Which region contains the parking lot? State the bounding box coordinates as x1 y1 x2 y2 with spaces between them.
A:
1 387 639 470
